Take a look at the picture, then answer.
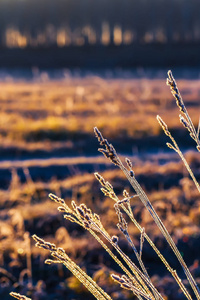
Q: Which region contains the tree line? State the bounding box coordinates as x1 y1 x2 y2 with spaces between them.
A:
0 0 200 46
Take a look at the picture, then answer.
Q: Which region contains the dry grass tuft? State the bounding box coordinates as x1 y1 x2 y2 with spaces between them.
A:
7 72 200 300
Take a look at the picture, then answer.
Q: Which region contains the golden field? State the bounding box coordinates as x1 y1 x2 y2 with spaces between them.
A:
1 75 200 300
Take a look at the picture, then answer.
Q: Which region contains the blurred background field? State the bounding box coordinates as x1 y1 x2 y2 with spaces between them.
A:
1 74 200 300
1 1 200 300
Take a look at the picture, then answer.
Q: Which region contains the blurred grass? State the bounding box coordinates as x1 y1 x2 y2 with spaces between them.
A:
1 76 200 299
0 78 200 144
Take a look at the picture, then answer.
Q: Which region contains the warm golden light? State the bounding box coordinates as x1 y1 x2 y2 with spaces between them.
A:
113 25 122 45
3 22 170 48
5 27 27 48
18 248 24 254
101 22 110 45
123 30 134 44
57 29 67 47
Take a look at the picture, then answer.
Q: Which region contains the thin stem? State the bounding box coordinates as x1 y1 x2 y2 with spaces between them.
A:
120 162 200 299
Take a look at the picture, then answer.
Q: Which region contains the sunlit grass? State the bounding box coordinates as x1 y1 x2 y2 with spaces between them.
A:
1 75 200 299
0 78 199 143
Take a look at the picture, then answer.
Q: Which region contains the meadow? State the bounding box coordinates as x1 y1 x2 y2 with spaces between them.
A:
1 73 200 299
